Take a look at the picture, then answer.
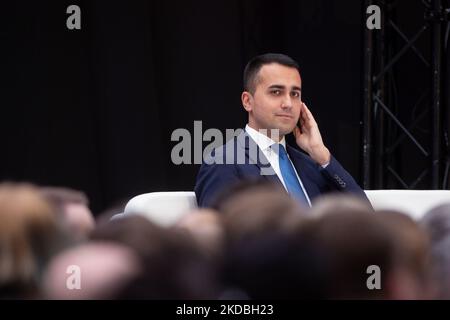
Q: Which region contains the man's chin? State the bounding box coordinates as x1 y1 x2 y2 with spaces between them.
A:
257 124 294 138
268 127 293 139
278 125 296 136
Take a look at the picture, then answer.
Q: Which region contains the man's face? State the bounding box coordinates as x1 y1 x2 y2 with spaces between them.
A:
243 63 302 137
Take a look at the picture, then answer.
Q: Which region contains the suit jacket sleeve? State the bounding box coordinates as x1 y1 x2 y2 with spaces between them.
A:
194 160 241 208
319 155 370 202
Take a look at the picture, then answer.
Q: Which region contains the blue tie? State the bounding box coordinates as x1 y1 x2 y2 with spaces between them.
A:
274 144 309 206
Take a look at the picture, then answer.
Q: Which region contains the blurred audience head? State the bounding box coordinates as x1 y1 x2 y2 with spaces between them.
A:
175 209 225 262
213 179 306 244
91 215 219 299
311 193 374 217
421 203 450 299
0 183 69 298
40 187 95 241
91 215 169 260
299 196 430 299
299 206 392 299
376 210 432 299
43 242 141 299
221 222 328 299
214 180 318 299
421 203 450 243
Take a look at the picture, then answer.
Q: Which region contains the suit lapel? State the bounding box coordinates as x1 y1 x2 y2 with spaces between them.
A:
286 145 322 201
236 131 283 186
235 131 322 200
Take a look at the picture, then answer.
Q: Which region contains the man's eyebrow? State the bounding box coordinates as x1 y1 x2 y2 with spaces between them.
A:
267 84 302 91
267 84 286 90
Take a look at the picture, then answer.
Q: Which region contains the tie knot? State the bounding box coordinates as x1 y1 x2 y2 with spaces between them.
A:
272 143 288 158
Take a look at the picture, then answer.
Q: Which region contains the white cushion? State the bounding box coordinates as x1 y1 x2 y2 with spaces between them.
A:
123 191 197 227
365 190 450 220
120 190 450 225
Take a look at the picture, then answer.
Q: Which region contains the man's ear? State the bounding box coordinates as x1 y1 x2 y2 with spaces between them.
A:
241 91 253 112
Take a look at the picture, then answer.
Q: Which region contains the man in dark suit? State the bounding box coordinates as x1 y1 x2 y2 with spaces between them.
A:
195 53 368 208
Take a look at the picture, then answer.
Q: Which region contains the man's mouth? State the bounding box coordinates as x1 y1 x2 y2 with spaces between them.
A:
275 114 293 119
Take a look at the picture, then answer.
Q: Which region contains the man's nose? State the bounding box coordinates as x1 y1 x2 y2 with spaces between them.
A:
281 95 293 109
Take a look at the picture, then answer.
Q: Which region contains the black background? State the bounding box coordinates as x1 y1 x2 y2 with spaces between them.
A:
0 1 438 214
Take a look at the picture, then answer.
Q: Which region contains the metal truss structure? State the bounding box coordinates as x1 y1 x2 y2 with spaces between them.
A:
363 0 450 189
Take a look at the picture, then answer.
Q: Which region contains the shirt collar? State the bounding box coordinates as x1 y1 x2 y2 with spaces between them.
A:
245 124 286 151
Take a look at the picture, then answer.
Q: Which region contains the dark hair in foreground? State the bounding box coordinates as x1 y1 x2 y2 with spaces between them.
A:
40 187 89 208
243 53 300 94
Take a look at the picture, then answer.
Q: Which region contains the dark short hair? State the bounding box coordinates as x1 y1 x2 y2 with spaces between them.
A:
243 53 300 94
40 187 89 207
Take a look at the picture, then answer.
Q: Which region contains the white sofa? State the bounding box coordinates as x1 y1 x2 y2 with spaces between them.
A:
116 190 450 226
364 190 450 220
119 191 197 227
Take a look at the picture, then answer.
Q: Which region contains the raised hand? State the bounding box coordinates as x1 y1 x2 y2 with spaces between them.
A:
292 102 330 166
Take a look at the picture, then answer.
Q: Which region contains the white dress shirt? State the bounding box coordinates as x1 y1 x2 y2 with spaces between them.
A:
245 125 312 206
